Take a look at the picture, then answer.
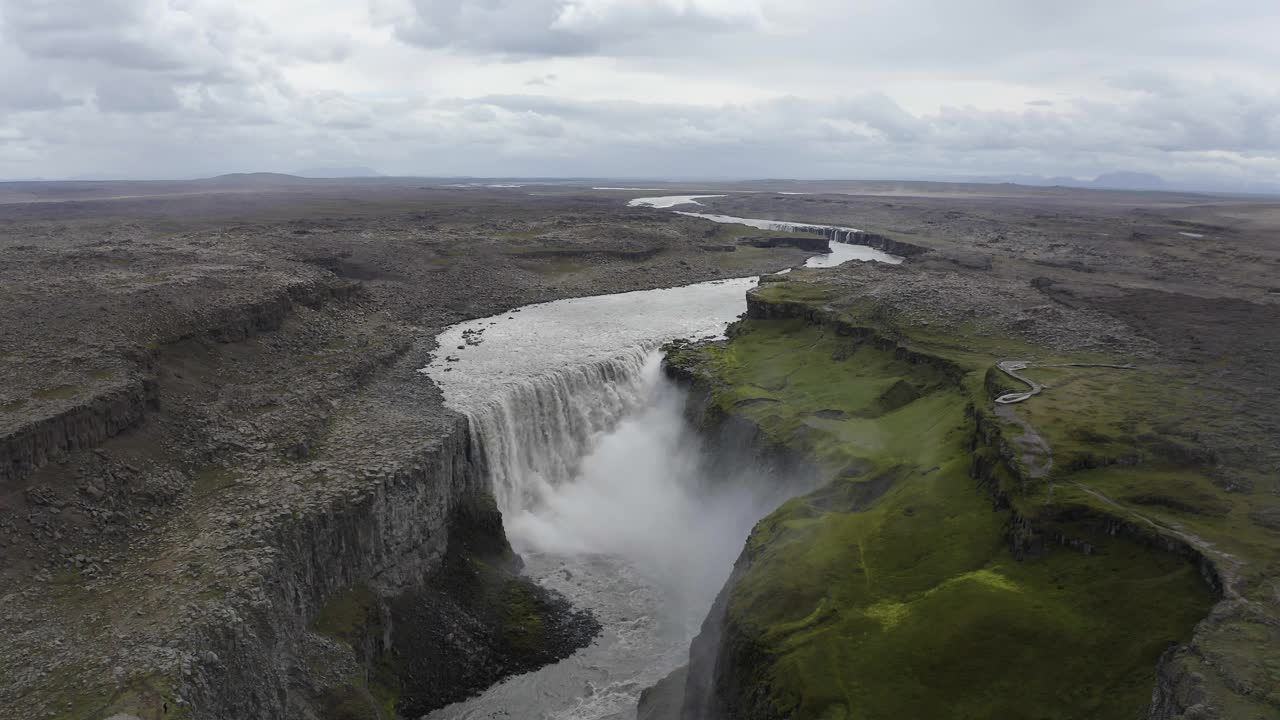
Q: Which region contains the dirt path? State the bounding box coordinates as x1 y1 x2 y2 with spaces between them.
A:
994 360 1137 404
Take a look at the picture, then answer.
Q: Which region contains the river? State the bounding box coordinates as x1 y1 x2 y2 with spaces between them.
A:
420 201 898 719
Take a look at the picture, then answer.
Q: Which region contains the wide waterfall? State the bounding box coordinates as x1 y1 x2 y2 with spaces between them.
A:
422 278 799 720
428 346 795 720
673 210 904 264
466 347 656 518
474 350 785 613
420 257 880 719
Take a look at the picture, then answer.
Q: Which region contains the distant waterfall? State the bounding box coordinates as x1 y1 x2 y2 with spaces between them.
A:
465 347 658 517
675 210 861 237
671 211 905 263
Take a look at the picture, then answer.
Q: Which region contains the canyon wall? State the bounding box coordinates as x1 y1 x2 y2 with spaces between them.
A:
649 284 1223 720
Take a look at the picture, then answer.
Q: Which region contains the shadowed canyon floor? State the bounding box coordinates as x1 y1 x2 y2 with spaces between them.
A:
1 177 1278 719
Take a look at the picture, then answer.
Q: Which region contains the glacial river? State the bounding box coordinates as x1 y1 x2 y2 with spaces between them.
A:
421 200 898 720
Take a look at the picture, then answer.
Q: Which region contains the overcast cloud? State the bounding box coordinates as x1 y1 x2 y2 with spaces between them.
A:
0 0 1277 189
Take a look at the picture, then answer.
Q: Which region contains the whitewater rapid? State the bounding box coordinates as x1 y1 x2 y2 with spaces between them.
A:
422 278 774 720
419 200 900 719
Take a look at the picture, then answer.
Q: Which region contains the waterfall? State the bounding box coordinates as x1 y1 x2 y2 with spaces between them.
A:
415 201 904 719
420 282 822 720
670 211 904 265
461 343 807 612
465 346 658 518
674 210 861 236
427 341 795 720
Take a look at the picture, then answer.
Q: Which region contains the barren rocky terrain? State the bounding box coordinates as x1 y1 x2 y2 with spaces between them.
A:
0 179 816 719
2 176 1277 719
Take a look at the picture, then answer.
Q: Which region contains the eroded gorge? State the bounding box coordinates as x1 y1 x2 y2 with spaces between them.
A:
2 180 1277 720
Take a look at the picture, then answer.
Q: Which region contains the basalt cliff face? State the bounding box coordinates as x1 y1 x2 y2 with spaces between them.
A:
821 228 928 258
739 235 832 253
2 205 820 719
0 270 598 719
1 277 357 490
642 265 1272 720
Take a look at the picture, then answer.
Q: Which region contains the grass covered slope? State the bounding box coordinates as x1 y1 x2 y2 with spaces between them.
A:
662 270 1241 720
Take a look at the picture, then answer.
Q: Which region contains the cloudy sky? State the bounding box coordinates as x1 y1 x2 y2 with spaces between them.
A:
1 0 1278 189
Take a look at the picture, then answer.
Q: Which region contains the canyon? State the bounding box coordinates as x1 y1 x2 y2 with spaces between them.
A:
1 178 1278 719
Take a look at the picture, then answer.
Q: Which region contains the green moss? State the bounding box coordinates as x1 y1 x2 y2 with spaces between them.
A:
1 398 26 412
498 578 547 655
676 306 1218 720
308 335 355 357
986 359 1275 619
192 466 240 497
47 673 190 720
320 685 383 720
33 384 81 401
496 228 549 240
369 662 400 720
690 320 959 474
518 257 587 276
474 491 501 515
1011 364 1201 472
735 458 1212 720
311 584 401 719
313 584 380 648
748 274 1257 542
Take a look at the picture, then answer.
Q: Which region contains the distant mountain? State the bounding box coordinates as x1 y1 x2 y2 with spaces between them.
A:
1002 171 1167 191
957 170 1280 195
948 171 1180 192
1088 171 1166 191
196 172 311 187
294 166 381 178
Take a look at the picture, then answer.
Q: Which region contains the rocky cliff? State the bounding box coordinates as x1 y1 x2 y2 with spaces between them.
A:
648 269 1240 720
187 444 597 720
1 375 157 490
0 270 597 719
179 414 483 718
821 228 929 257
739 235 831 253
0 277 358 490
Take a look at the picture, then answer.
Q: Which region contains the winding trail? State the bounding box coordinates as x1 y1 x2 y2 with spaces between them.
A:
993 360 1137 404
992 358 1247 594
992 359 1247 597
1073 482 1244 599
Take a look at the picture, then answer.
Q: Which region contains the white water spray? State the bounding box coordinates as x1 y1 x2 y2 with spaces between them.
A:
497 353 783 617
423 279 800 719
468 347 656 517
434 349 788 720
420 222 893 717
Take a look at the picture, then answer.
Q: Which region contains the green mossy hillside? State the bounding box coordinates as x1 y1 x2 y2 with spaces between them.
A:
667 307 1218 719
743 274 1280 579
311 583 401 720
